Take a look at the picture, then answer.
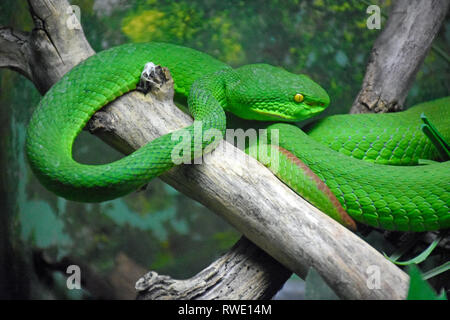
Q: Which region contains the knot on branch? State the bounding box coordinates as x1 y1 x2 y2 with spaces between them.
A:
135 271 173 292
355 90 403 114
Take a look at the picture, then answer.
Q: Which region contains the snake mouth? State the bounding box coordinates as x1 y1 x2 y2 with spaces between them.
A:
291 102 327 119
301 99 328 116
245 95 329 122
252 107 324 122
252 109 301 121
303 104 327 115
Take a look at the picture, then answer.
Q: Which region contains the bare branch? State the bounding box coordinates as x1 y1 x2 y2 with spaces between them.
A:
351 0 449 113
0 27 32 80
26 0 95 93
0 0 95 93
135 237 291 300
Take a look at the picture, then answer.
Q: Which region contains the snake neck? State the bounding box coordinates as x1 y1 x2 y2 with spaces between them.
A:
188 70 232 119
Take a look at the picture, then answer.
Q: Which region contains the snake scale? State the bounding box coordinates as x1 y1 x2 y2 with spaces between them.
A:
26 42 449 232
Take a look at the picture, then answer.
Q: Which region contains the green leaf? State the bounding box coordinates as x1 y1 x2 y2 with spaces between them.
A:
384 234 441 266
407 265 447 300
420 113 450 161
423 261 450 280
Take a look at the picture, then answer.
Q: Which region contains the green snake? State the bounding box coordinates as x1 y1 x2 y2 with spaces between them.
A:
26 42 449 232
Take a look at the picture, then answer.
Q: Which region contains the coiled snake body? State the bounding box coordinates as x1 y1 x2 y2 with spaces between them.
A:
26 42 449 232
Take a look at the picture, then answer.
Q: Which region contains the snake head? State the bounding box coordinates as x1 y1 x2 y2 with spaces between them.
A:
226 64 330 122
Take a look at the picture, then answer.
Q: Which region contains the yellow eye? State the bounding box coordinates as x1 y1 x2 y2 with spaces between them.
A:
294 93 304 103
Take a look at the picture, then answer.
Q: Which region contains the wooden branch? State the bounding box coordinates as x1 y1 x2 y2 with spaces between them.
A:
350 0 449 113
0 0 95 94
0 27 33 80
135 237 291 300
1 0 417 300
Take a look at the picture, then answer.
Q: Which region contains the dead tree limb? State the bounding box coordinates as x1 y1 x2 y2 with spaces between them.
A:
0 0 94 94
0 27 33 81
350 0 449 114
135 237 291 300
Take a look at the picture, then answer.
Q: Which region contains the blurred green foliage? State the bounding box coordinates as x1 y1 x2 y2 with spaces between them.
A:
0 0 448 299
407 265 447 300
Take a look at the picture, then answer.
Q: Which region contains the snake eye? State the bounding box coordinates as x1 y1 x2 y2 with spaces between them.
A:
294 93 304 103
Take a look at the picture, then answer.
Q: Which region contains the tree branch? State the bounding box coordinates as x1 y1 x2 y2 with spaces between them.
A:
135 237 291 300
0 0 95 94
0 27 32 80
350 0 449 113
